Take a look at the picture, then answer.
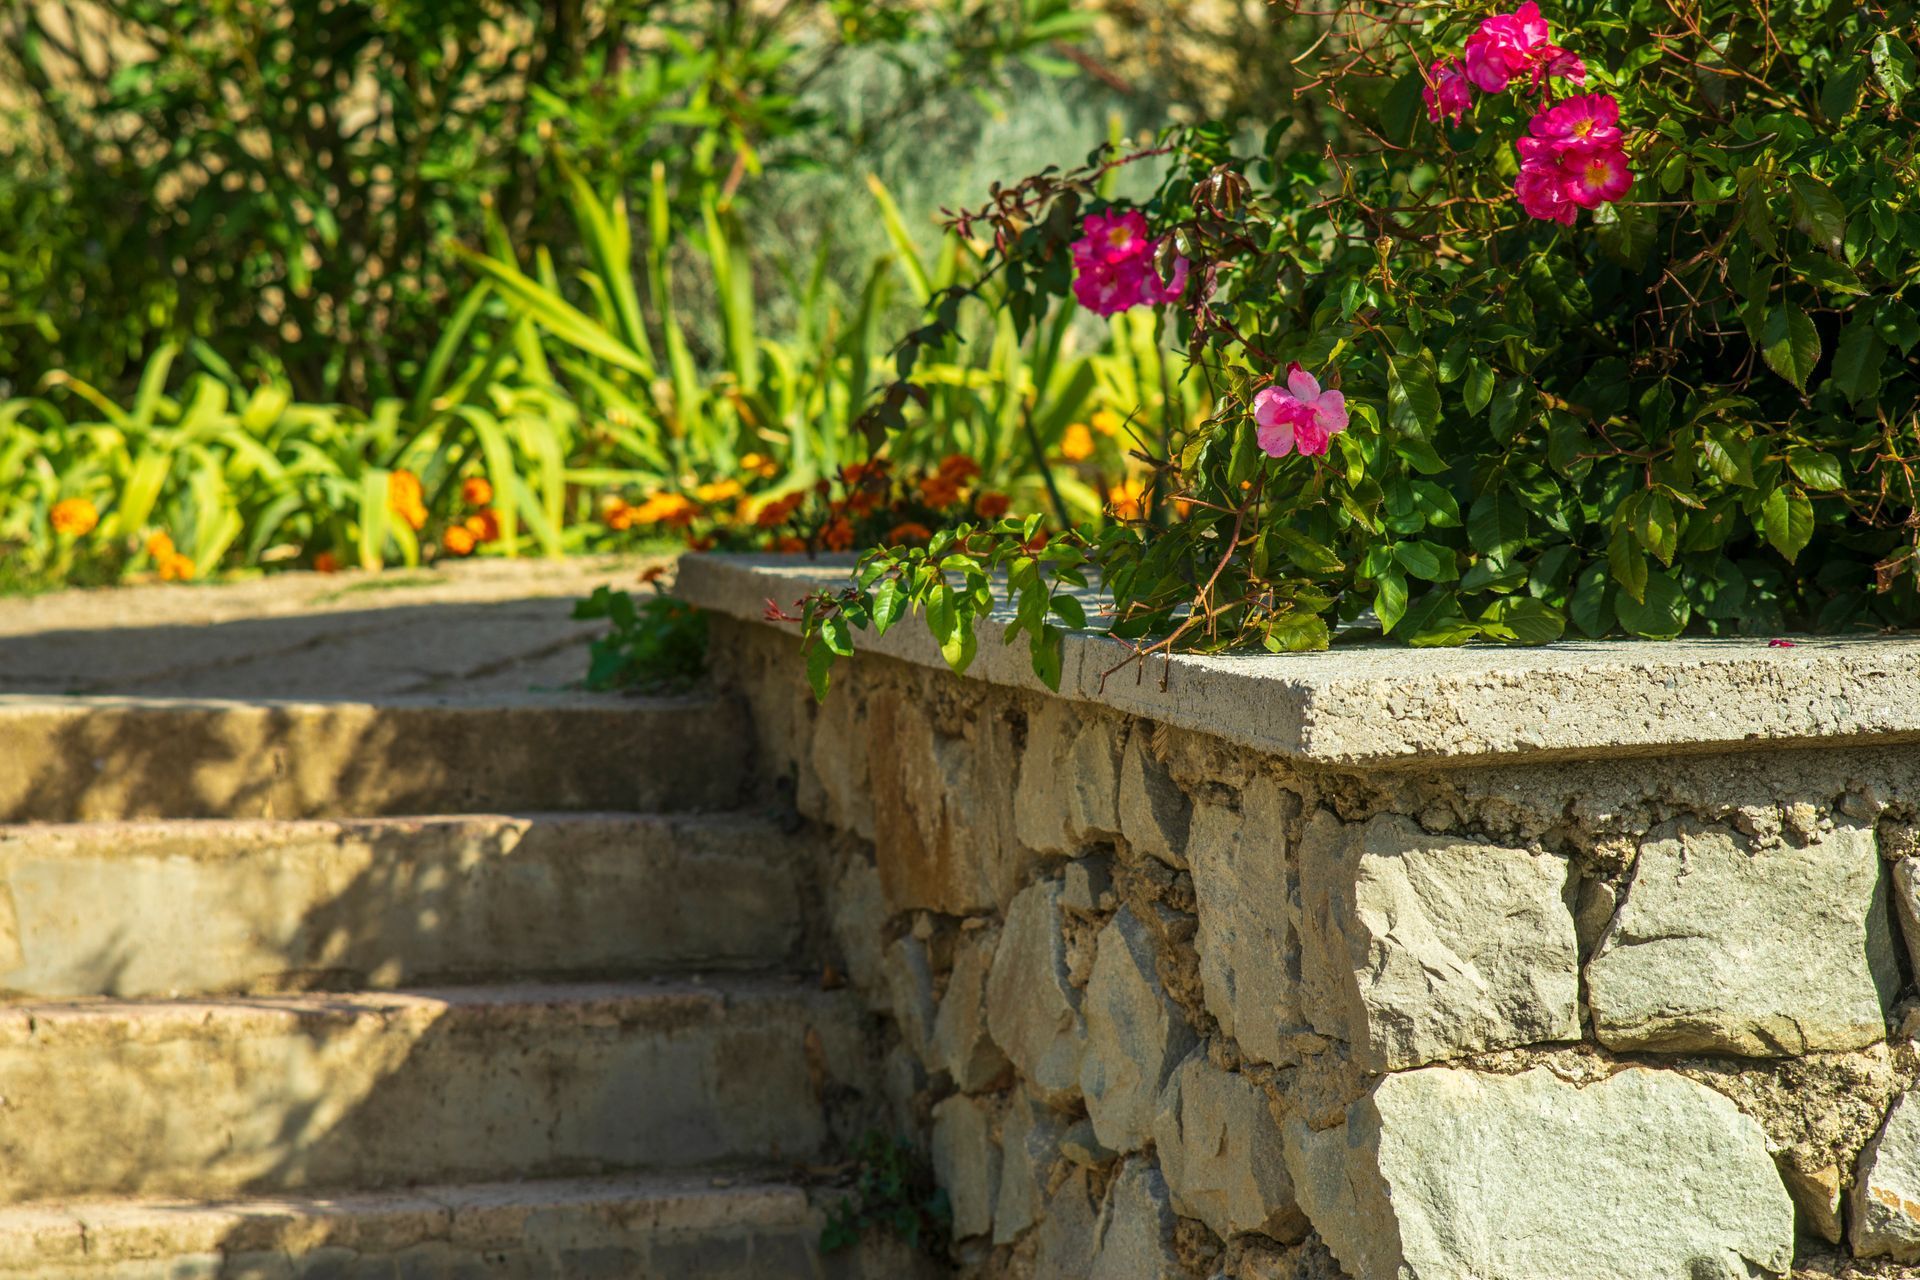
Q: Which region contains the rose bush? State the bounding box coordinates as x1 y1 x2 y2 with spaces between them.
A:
801 0 1920 692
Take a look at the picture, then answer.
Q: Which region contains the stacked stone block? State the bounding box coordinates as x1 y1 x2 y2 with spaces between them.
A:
711 612 1920 1279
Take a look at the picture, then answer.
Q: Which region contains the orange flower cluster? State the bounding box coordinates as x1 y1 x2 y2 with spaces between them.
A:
605 492 697 531
440 480 505 558
754 491 807 528
596 450 1018 557
49 497 98 537
145 531 195 581
388 470 428 531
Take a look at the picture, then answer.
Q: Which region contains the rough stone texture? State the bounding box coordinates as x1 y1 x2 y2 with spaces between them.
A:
934 926 1011 1092
830 852 894 1015
1286 1066 1795 1280
1781 1162 1844 1245
1189 776 1303 1067
931 1093 1001 1241
1152 1048 1305 1243
1016 700 1123 855
1090 1157 1185 1280
993 1088 1067 1244
885 935 940 1069
1081 907 1198 1153
1893 859 1920 981
809 680 876 842
1588 821 1898 1056
1033 1169 1101 1279
1120 729 1194 868
1298 811 1581 1071
987 880 1087 1107
867 688 999 915
1853 1089 1920 1262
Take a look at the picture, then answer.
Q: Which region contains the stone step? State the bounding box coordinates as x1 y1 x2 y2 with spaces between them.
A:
0 1172 942 1278
0 979 871 1202
0 693 750 822
0 813 813 999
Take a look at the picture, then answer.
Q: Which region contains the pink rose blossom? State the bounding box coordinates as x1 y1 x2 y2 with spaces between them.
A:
1513 93 1631 223
1254 364 1349 459
1424 59 1475 125
1559 145 1633 208
1514 163 1578 224
1071 211 1188 316
1530 93 1621 153
1463 2 1584 93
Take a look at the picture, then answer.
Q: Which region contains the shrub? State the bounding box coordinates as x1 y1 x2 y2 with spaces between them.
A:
0 0 1083 402
804 0 1920 689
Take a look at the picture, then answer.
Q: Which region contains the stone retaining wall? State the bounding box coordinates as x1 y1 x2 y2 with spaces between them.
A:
684 553 1920 1280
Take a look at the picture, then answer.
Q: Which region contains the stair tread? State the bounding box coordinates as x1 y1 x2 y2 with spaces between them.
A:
0 808 793 837
0 1169 823 1265
0 974 835 1028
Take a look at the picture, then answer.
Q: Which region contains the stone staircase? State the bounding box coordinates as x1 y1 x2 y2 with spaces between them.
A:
0 690 898 1278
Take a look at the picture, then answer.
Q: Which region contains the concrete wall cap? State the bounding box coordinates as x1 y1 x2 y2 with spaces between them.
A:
679 551 1920 769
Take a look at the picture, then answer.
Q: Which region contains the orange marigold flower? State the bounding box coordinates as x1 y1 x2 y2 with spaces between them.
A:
466 509 502 543
604 498 634 531
842 459 890 487
773 535 808 553
442 525 477 556
937 454 981 482
918 474 962 508
739 452 780 479
822 517 855 551
461 476 493 507
388 470 428 531
695 479 744 504
754 493 804 528
145 531 175 559
313 551 341 574
159 552 196 582
1108 478 1148 521
886 521 933 546
1090 408 1124 436
49 497 99 537
846 489 883 516
974 491 1011 520
1059 423 1095 461
633 493 698 526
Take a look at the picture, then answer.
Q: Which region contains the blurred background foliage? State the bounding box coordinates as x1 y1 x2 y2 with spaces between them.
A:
0 0 1315 591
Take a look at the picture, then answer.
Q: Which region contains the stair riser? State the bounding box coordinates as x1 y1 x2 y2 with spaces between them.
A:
0 987 868 1200
0 816 809 998
0 699 749 822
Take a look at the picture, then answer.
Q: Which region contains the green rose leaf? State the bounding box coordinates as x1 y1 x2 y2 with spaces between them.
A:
1762 302 1821 391
1613 569 1690 639
1467 489 1528 559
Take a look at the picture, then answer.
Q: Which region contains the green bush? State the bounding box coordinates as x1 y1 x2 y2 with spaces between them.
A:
0 0 1084 402
804 0 1920 688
